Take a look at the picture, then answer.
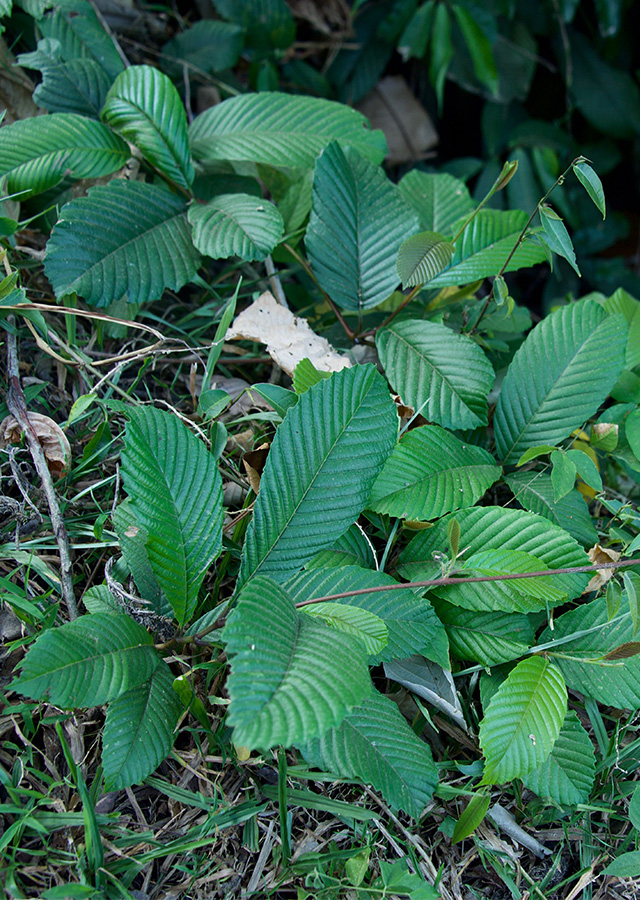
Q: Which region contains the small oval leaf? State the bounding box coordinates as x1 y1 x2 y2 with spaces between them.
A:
396 231 454 287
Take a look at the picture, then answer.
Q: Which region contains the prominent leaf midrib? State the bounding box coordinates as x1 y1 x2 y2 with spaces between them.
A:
388 329 475 414
107 95 187 179
251 379 373 578
500 317 608 457
341 715 420 789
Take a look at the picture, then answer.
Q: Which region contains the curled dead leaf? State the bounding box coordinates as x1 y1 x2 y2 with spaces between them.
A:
242 443 270 494
0 412 71 478
584 543 621 594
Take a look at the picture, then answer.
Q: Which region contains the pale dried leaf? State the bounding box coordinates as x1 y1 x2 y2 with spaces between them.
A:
225 291 351 376
0 412 71 478
584 543 621 593
356 76 438 165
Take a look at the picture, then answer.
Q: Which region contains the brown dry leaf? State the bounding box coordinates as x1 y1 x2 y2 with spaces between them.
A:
356 76 438 165
225 291 351 376
584 543 621 593
242 443 270 494
0 412 71 478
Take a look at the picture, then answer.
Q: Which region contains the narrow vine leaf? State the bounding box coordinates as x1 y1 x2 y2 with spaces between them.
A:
376 319 495 430
494 299 627 465
188 194 284 261
306 142 419 311
224 577 371 749
452 793 491 844
299 689 438 818
565 448 602 492
398 170 474 234
539 206 580 276
541 597 640 708
573 159 606 218
368 424 501 521
302 603 387 656
18 38 111 118
119 406 223 626
44 180 201 306
102 662 183 790
398 507 590 602
428 210 548 287
0 113 129 198
479 656 567 785
505 471 597 547
452 4 498 94
11 613 159 707
551 449 576 501
523 710 596 807
396 231 454 287
436 601 534 667
189 92 387 168
102 65 194 190
286 565 450 668
237 365 397 590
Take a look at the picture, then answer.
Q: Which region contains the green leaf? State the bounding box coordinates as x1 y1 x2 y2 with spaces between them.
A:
539 206 580 277
397 1 434 61
565 448 603 492
189 92 387 169
376 319 495 430
44 180 201 306
540 597 640 708
571 33 640 138
602 852 640 878
551 450 577 501
452 792 491 843
12 613 159 707
479 656 567 785
0 113 129 198
629 783 640 830
286 565 449 668
118 406 223 627
505 471 597 547
452 4 498 94
112 500 169 616
102 662 183 790
573 159 606 218
428 210 548 287
292 358 332 395
623 572 640 637
398 170 474 234
237 366 397 590
18 38 111 118
398 507 590 601
306 524 376 570
161 20 244 76
396 231 454 287
516 445 558 465
300 689 438 819
102 65 194 191
38 0 125 79
368 424 501 521
213 0 294 51
306 142 419 311
604 288 640 370
626 408 640 461
429 1 453 111
302 602 387 656
224 577 371 749
494 299 627 465
522 710 595 807
436 601 534 667
189 193 283 262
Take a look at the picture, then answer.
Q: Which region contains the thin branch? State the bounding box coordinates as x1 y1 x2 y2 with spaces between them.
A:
294 557 640 607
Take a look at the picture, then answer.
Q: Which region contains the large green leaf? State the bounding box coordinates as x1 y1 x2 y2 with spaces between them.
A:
188 194 284 261
505 471 597 547
161 20 244 76
436 601 534 667
305 142 419 311
541 597 640 708
38 0 125 79
368 424 501 521
12 613 159 707
479 656 567 785
0 113 129 198
224 577 371 749
522 710 595 807
285 565 450 668
119 406 223 626
44 180 201 306
376 319 495 430
237 365 397 590
102 65 194 191
189 92 387 168
300 689 438 818
427 209 547 287
494 299 627 465
18 38 111 118
398 170 474 234
398 507 590 601
103 662 183 790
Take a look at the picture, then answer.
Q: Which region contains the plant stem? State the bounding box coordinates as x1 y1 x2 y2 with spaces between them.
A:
282 242 356 339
